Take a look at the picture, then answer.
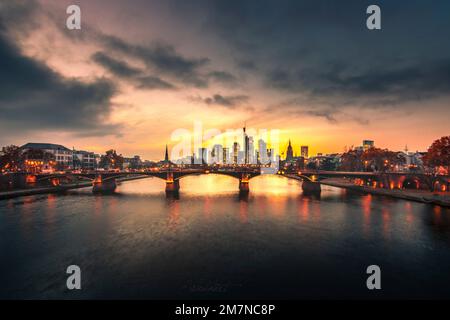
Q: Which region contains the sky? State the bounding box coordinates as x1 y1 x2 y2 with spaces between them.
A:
0 0 449 160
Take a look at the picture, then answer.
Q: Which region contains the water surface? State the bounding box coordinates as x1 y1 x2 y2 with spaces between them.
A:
1 175 449 299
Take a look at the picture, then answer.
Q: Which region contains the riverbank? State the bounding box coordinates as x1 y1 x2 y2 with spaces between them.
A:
284 174 450 207
321 177 450 207
0 175 149 200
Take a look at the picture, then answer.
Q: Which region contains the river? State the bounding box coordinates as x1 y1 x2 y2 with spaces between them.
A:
1 175 449 299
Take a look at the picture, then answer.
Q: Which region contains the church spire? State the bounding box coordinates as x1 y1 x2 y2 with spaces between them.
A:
286 139 294 161
164 144 169 162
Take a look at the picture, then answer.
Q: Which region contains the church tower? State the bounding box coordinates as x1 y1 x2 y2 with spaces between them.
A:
286 139 294 161
164 144 169 162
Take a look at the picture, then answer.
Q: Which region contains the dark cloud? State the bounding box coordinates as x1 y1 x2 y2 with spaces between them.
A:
136 75 176 90
263 62 450 126
92 51 176 90
99 34 210 88
207 71 239 86
92 51 141 78
266 95 371 125
304 109 338 124
265 59 450 106
0 28 121 137
95 34 245 90
236 59 258 72
191 94 250 109
170 0 450 113
0 0 40 37
10 1 238 92
303 108 369 125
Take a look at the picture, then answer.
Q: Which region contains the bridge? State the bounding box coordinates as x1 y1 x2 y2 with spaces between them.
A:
291 170 450 193
90 168 260 193
1 168 448 196
10 168 262 194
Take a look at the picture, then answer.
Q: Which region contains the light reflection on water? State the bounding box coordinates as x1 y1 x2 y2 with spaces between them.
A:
0 174 450 299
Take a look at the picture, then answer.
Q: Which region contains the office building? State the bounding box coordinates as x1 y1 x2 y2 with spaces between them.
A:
363 140 374 151
20 143 73 170
301 146 309 158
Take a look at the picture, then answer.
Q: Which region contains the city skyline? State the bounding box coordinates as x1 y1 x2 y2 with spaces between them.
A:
0 115 441 164
1 1 450 160
1 134 430 170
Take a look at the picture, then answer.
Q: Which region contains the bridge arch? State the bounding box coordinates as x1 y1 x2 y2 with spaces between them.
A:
402 177 420 190
433 179 449 192
290 174 314 182
170 171 260 181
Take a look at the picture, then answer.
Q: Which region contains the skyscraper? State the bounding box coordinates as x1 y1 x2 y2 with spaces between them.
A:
223 148 229 164
268 148 275 163
212 144 223 164
243 125 249 164
198 147 208 165
258 139 268 164
233 142 240 164
248 136 254 164
238 150 245 164
301 146 309 158
363 140 374 151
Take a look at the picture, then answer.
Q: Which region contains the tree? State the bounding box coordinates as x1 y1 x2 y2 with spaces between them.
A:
99 149 124 170
423 136 450 174
306 161 318 170
361 148 405 172
0 145 22 171
319 157 338 171
340 147 405 172
339 148 363 171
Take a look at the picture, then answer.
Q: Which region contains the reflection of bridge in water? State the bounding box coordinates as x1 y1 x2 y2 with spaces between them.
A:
2 169 449 196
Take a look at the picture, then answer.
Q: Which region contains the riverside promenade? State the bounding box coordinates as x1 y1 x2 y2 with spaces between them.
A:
285 174 450 207
321 178 450 207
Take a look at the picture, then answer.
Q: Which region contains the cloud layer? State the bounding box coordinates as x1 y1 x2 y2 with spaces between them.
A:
175 0 450 116
0 9 122 137
190 94 250 109
1 0 449 155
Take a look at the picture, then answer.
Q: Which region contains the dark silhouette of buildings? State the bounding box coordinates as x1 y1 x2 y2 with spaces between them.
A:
286 139 294 161
164 144 169 162
243 125 249 164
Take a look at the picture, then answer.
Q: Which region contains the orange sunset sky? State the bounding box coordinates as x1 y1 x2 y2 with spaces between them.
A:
0 0 449 160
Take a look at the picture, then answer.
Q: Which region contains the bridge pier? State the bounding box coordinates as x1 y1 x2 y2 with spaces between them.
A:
92 175 117 194
165 179 180 194
9 173 30 189
239 180 249 193
302 180 321 193
0 173 24 190
239 173 250 193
